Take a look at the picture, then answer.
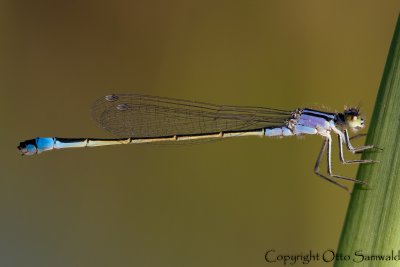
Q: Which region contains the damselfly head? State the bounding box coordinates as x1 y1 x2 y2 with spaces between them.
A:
344 107 364 132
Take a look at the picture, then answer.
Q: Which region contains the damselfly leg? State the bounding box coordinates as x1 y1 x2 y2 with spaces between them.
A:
337 131 378 164
314 132 375 193
343 129 377 153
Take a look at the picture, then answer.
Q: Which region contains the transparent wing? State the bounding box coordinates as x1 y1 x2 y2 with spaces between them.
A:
91 94 293 138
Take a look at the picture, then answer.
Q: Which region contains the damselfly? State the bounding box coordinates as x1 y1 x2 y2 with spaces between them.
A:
18 94 377 192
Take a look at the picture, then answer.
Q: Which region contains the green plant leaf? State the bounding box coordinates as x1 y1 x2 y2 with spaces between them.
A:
335 15 400 267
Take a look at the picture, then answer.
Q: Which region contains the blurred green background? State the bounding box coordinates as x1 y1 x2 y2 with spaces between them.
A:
1 1 399 266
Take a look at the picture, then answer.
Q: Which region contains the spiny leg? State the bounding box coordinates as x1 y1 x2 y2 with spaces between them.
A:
337 134 377 164
314 136 367 193
349 133 367 141
314 138 351 192
325 135 367 186
343 129 376 153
